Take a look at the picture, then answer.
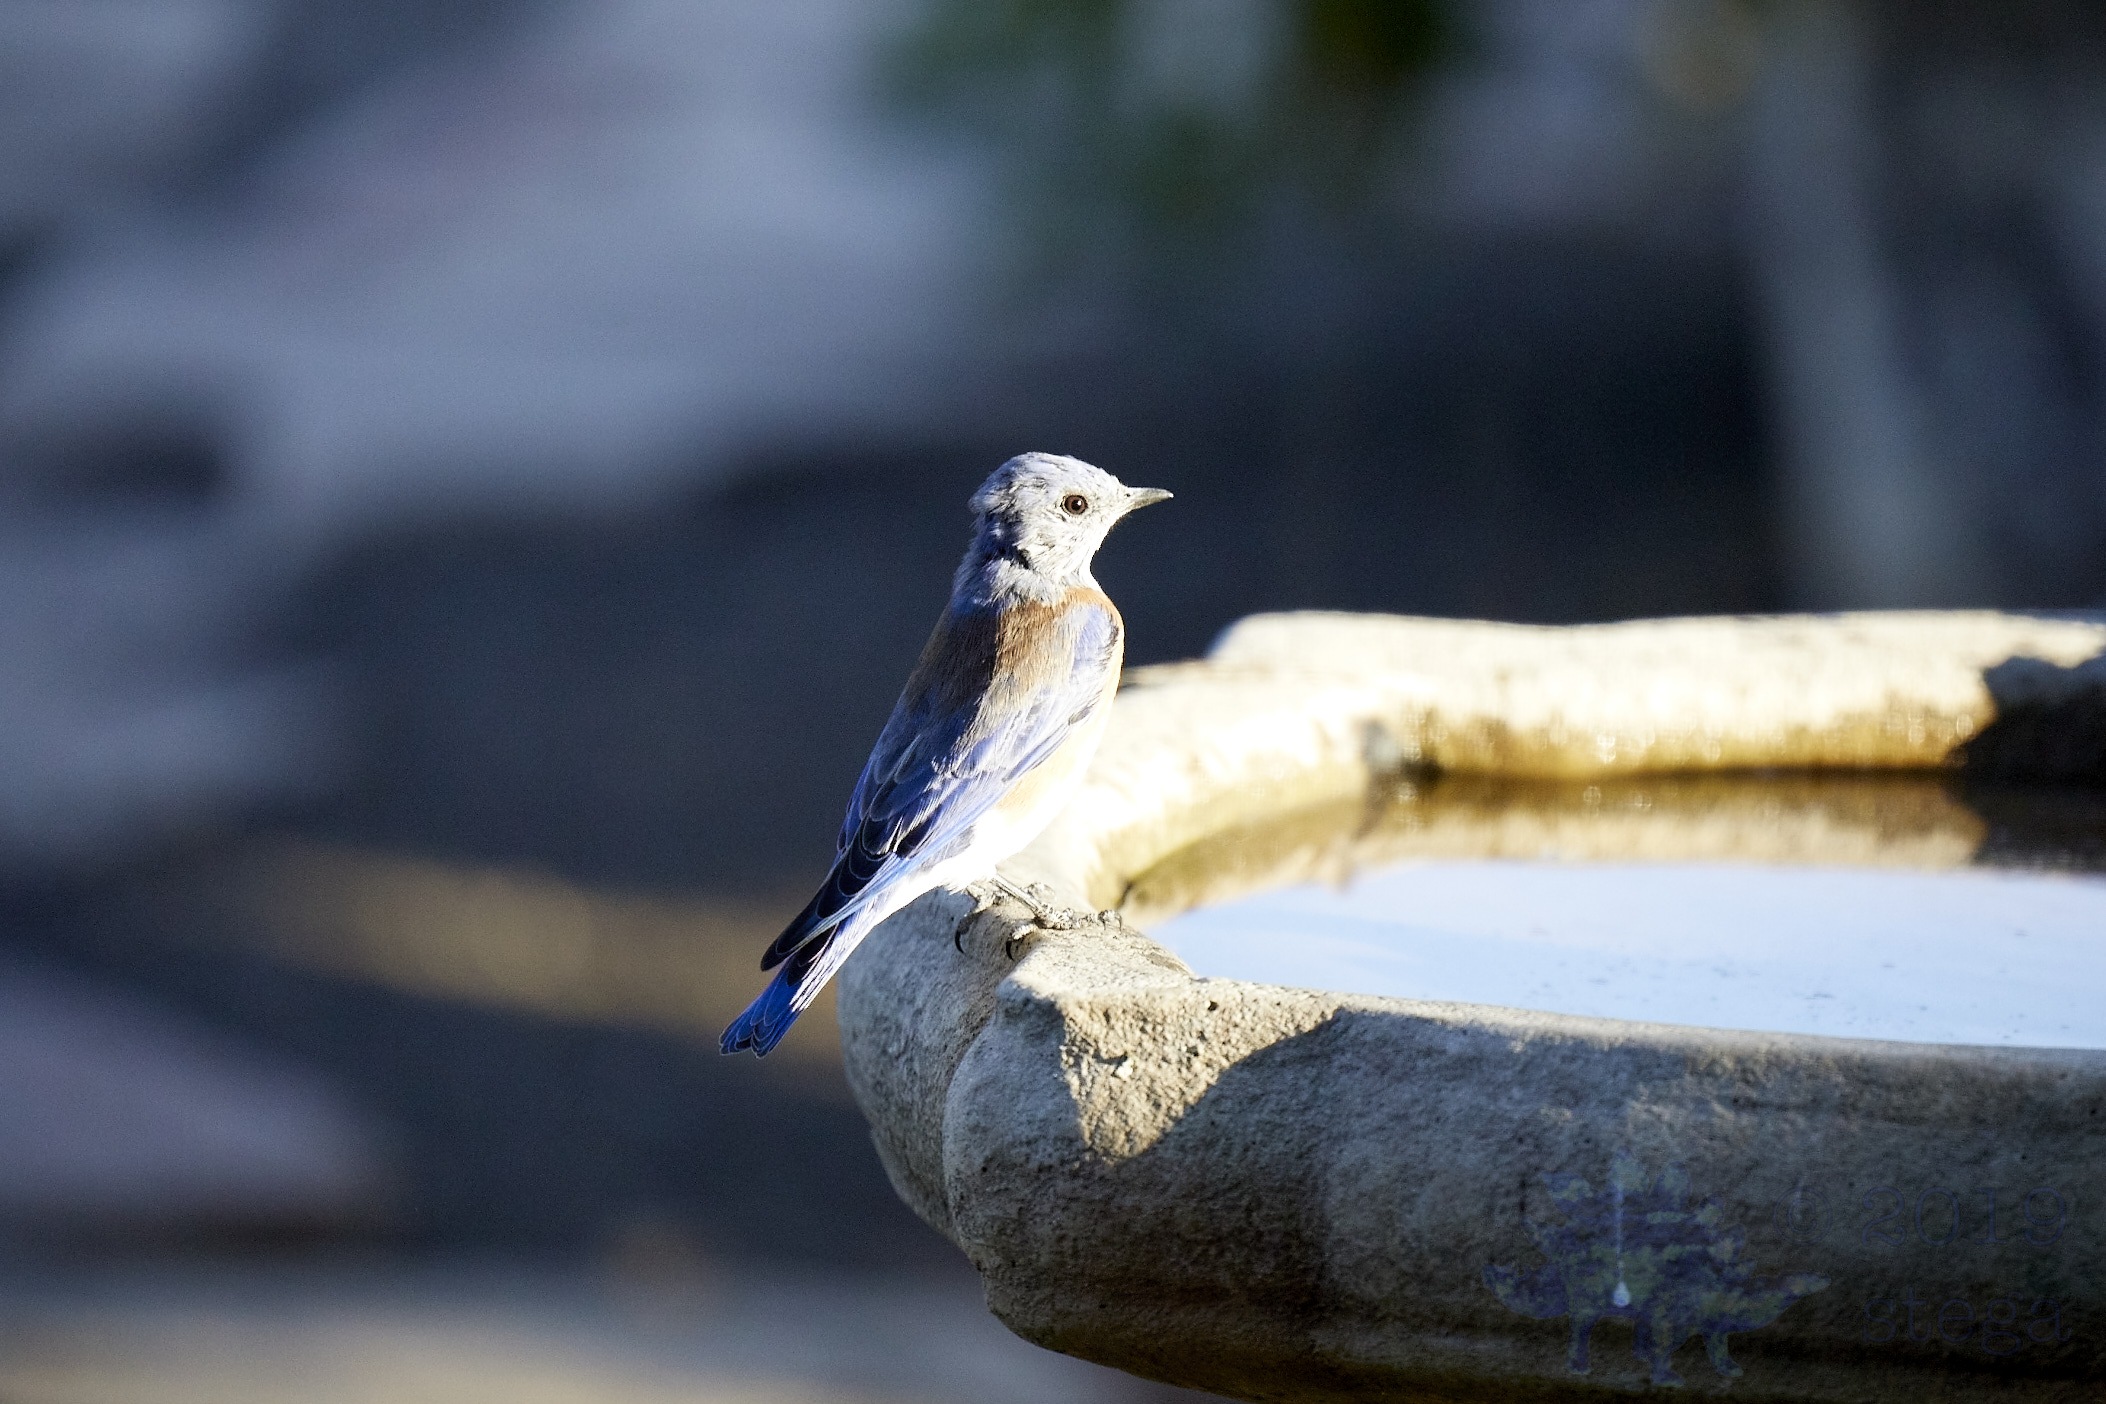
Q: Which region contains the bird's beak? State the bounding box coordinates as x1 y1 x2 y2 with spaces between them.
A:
1124 486 1173 511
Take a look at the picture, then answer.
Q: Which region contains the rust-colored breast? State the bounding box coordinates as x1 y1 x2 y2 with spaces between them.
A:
984 587 1124 821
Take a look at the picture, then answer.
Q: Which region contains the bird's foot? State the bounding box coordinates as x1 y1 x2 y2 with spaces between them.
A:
991 875 1121 933
956 877 1123 956
956 880 1035 951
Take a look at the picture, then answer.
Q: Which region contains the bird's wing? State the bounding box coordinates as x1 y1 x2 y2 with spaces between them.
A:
762 597 1119 972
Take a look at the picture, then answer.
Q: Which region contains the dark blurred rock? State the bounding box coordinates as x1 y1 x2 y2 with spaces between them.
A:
0 956 390 1237
1959 649 2106 784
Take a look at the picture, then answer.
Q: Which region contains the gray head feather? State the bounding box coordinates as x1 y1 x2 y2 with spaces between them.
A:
955 452 1171 605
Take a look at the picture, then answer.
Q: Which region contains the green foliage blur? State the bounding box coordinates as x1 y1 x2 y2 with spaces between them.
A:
886 0 1457 271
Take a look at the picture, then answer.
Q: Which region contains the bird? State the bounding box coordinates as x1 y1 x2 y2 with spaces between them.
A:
720 453 1171 1056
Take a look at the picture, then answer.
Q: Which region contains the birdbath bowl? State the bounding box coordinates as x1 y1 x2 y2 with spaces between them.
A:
836 611 2106 1401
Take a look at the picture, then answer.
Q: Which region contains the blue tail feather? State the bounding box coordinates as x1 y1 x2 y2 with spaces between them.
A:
720 963 804 1056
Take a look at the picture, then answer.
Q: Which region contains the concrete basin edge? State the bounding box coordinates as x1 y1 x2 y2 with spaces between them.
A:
836 611 2106 1402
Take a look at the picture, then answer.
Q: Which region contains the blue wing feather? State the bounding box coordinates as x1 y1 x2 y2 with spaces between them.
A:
722 599 1118 1055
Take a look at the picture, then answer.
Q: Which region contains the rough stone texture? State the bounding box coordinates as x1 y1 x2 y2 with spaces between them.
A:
1208 611 2106 776
838 612 2106 1401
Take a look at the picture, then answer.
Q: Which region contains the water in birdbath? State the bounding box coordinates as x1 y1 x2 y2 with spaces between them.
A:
1130 772 2106 1050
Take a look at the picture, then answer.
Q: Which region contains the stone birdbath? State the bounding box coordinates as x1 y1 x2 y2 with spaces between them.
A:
837 611 2106 1402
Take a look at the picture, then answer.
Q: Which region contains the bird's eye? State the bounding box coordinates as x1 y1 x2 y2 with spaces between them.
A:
1060 493 1090 516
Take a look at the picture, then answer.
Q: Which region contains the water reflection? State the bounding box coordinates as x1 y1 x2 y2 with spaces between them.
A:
1133 772 2106 1048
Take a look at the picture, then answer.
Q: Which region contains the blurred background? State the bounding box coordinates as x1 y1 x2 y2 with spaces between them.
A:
1 0 2104 1398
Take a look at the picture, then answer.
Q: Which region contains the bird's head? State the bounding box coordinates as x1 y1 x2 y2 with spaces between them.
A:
961 452 1171 599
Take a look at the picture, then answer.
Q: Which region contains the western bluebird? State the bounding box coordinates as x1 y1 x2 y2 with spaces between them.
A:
721 453 1170 1056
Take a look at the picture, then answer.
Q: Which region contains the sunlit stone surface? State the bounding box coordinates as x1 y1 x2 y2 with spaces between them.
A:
841 612 2106 1403
1153 861 2106 1049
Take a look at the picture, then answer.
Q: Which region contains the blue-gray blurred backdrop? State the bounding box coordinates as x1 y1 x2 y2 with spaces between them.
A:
1 2 2102 1397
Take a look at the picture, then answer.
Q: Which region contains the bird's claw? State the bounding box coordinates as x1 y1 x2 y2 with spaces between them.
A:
956 881 1005 951
989 875 1111 929
956 878 1124 959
